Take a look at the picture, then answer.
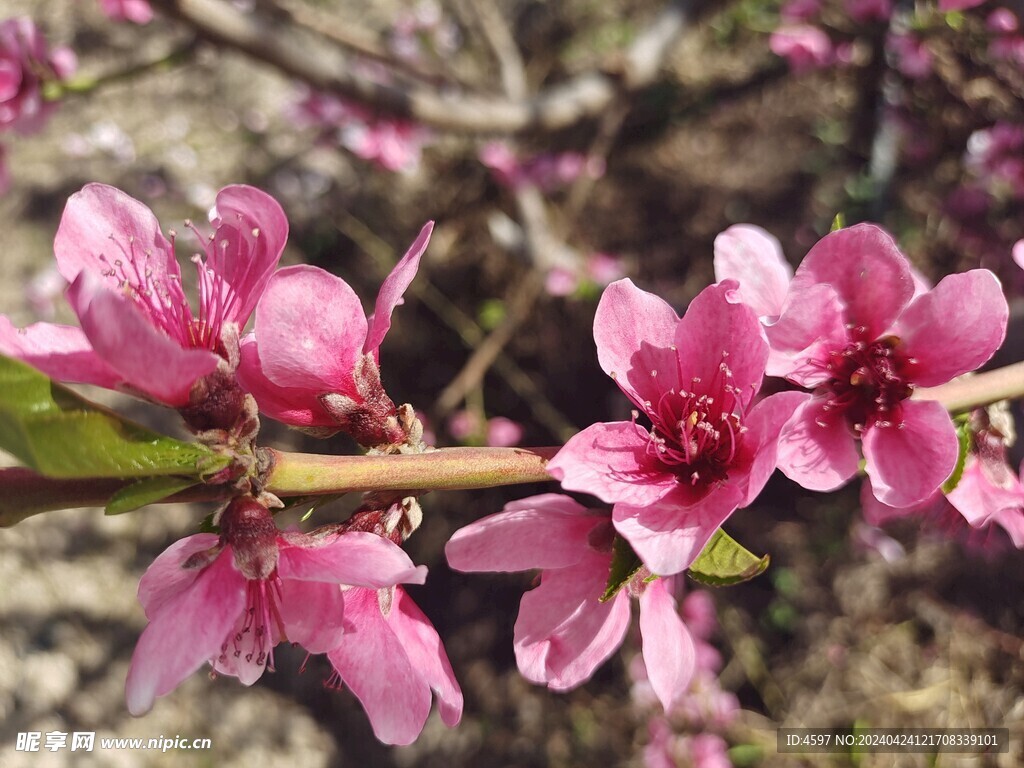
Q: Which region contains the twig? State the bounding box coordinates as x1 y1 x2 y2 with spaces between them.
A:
433 269 544 418
47 38 198 98
719 604 786 720
271 0 469 89
266 445 558 495
149 0 698 134
333 210 579 441
462 0 528 100
913 361 1024 413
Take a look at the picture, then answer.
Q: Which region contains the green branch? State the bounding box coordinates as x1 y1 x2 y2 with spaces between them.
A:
264 446 558 496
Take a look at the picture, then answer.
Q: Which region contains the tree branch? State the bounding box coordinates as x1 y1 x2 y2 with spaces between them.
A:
149 0 698 134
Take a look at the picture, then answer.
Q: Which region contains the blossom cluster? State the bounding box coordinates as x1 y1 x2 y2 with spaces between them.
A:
0 17 76 193
0 175 1015 750
0 183 451 741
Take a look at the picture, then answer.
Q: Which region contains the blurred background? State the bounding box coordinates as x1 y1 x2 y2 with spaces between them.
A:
0 0 1022 765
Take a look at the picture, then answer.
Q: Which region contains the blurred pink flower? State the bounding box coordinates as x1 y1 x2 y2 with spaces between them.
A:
780 0 822 23
25 265 66 320
845 0 892 23
0 17 76 134
547 279 802 576
325 586 462 745
479 141 604 191
887 32 933 79
447 411 522 446
732 224 1008 507
97 0 154 24
545 265 580 297
237 223 431 447
126 497 427 716
0 183 287 414
987 8 1018 32
544 253 626 298
291 89 429 173
340 115 430 174
1013 239 1024 271
769 25 835 73
487 417 523 447
389 0 460 62
966 123 1024 200
939 0 987 10
447 494 697 712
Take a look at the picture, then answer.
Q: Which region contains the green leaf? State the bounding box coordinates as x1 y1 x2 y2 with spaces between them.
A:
941 414 972 494
600 535 644 602
0 355 229 479
830 212 846 232
105 476 199 515
687 528 770 586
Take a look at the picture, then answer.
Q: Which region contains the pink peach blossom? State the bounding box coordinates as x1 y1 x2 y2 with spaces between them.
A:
479 141 604 191
97 0 154 24
888 32 933 79
547 279 803 576
845 0 892 23
325 585 462 745
769 25 835 74
126 497 427 716
753 224 1007 507
780 0 822 23
446 494 697 713
291 89 429 173
0 17 76 134
0 184 287 417
237 223 431 447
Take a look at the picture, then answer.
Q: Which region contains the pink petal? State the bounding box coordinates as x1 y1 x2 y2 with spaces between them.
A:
277 531 427 588
741 391 814 505
764 283 847 386
137 533 220 618
253 265 367 393
990 508 1024 548
1013 240 1024 272
54 183 179 288
547 421 677 507
125 549 245 716
946 457 1024 528
612 485 745 576
66 271 220 406
513 554 631 690
593 279 681 406
893 270 1008 387
863 399 958 507
446 494 603 572
713 224 792 318
388 587 463 727
236 336 333 427
792 224 913 338
0 316 122 389
638 579 696 713
776 396 860 491
364 222 432 356
278 579 348 653
673 281 767 405
206 185 289 327
327 588 432 745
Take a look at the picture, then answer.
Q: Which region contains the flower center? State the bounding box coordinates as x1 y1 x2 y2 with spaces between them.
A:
640 352 747 489
218 577 285 673
815 330 915 431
